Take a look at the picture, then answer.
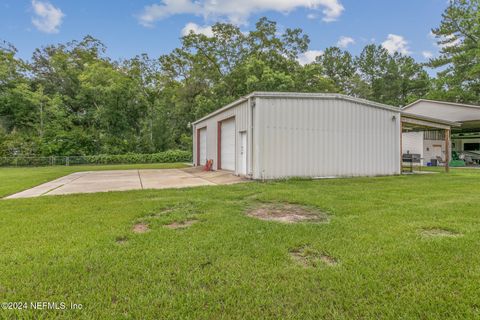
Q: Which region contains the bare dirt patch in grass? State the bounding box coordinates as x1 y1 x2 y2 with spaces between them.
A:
247 203 328 224
115 236 128 244
421 228 462 238
164 219 198 229
132 223 149 233
290 246 338 267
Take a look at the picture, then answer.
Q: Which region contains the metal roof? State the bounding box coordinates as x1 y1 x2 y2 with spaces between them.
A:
401 99 480 125
403 99 480 111
192 92 401 125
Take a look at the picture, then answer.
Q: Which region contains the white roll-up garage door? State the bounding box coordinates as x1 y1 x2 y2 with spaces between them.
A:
220 118 235 171
199 128 207 165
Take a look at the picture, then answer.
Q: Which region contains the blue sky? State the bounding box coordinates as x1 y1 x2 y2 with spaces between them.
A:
1 0 447 64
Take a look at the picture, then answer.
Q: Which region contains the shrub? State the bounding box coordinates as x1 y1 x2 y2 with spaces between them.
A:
0 150 192 167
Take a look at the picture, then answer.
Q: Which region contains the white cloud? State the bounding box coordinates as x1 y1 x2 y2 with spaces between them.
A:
181 22 214 36
422 51 433 59
138 0 344 27
297 50 323 65
381 34 411 55
31 0 64 34
337 36 355 48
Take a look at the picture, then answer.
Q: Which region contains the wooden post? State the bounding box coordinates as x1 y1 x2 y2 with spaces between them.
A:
445 128 450 173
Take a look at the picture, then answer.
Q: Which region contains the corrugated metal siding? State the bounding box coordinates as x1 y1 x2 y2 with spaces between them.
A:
256 97 401 179
192 100 250 173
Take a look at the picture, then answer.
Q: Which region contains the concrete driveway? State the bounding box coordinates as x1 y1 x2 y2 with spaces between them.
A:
5 167 247 199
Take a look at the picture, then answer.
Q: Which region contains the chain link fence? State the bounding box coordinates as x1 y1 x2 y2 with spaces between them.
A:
1 156 89 167
0 151 192 167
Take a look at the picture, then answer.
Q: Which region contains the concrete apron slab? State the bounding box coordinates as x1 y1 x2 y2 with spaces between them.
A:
140 169 216 189
179 167 249 185
4 172 88 199
4 168 245 199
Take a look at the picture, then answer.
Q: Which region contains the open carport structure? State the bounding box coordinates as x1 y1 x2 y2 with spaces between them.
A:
401 113 459 172
402 100 480 166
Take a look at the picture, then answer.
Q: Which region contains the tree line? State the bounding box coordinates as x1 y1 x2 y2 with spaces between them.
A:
0 0 478 157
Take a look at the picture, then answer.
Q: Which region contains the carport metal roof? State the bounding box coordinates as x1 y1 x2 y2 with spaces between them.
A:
401 112 460 132
402 100 480 132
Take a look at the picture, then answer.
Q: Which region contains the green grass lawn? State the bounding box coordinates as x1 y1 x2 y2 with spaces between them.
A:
1 166 480 319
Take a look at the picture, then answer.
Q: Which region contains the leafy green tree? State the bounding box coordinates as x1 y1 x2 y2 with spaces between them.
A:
355 44 430 106
315 47 356 95
158 17 323 145
429 0 480 103
0 17 440 157
390 54 431 105
125 54 170 152
294 62 338 93
355 45 389 101
29 36 110 155
0 42 29 132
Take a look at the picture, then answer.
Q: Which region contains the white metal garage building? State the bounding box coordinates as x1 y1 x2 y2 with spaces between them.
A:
192 92 455 180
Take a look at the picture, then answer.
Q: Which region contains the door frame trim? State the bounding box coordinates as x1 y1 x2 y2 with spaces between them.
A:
196 126 207 166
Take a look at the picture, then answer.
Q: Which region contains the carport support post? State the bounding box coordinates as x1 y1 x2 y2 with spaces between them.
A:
400 120 403 174
445 128 450 173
